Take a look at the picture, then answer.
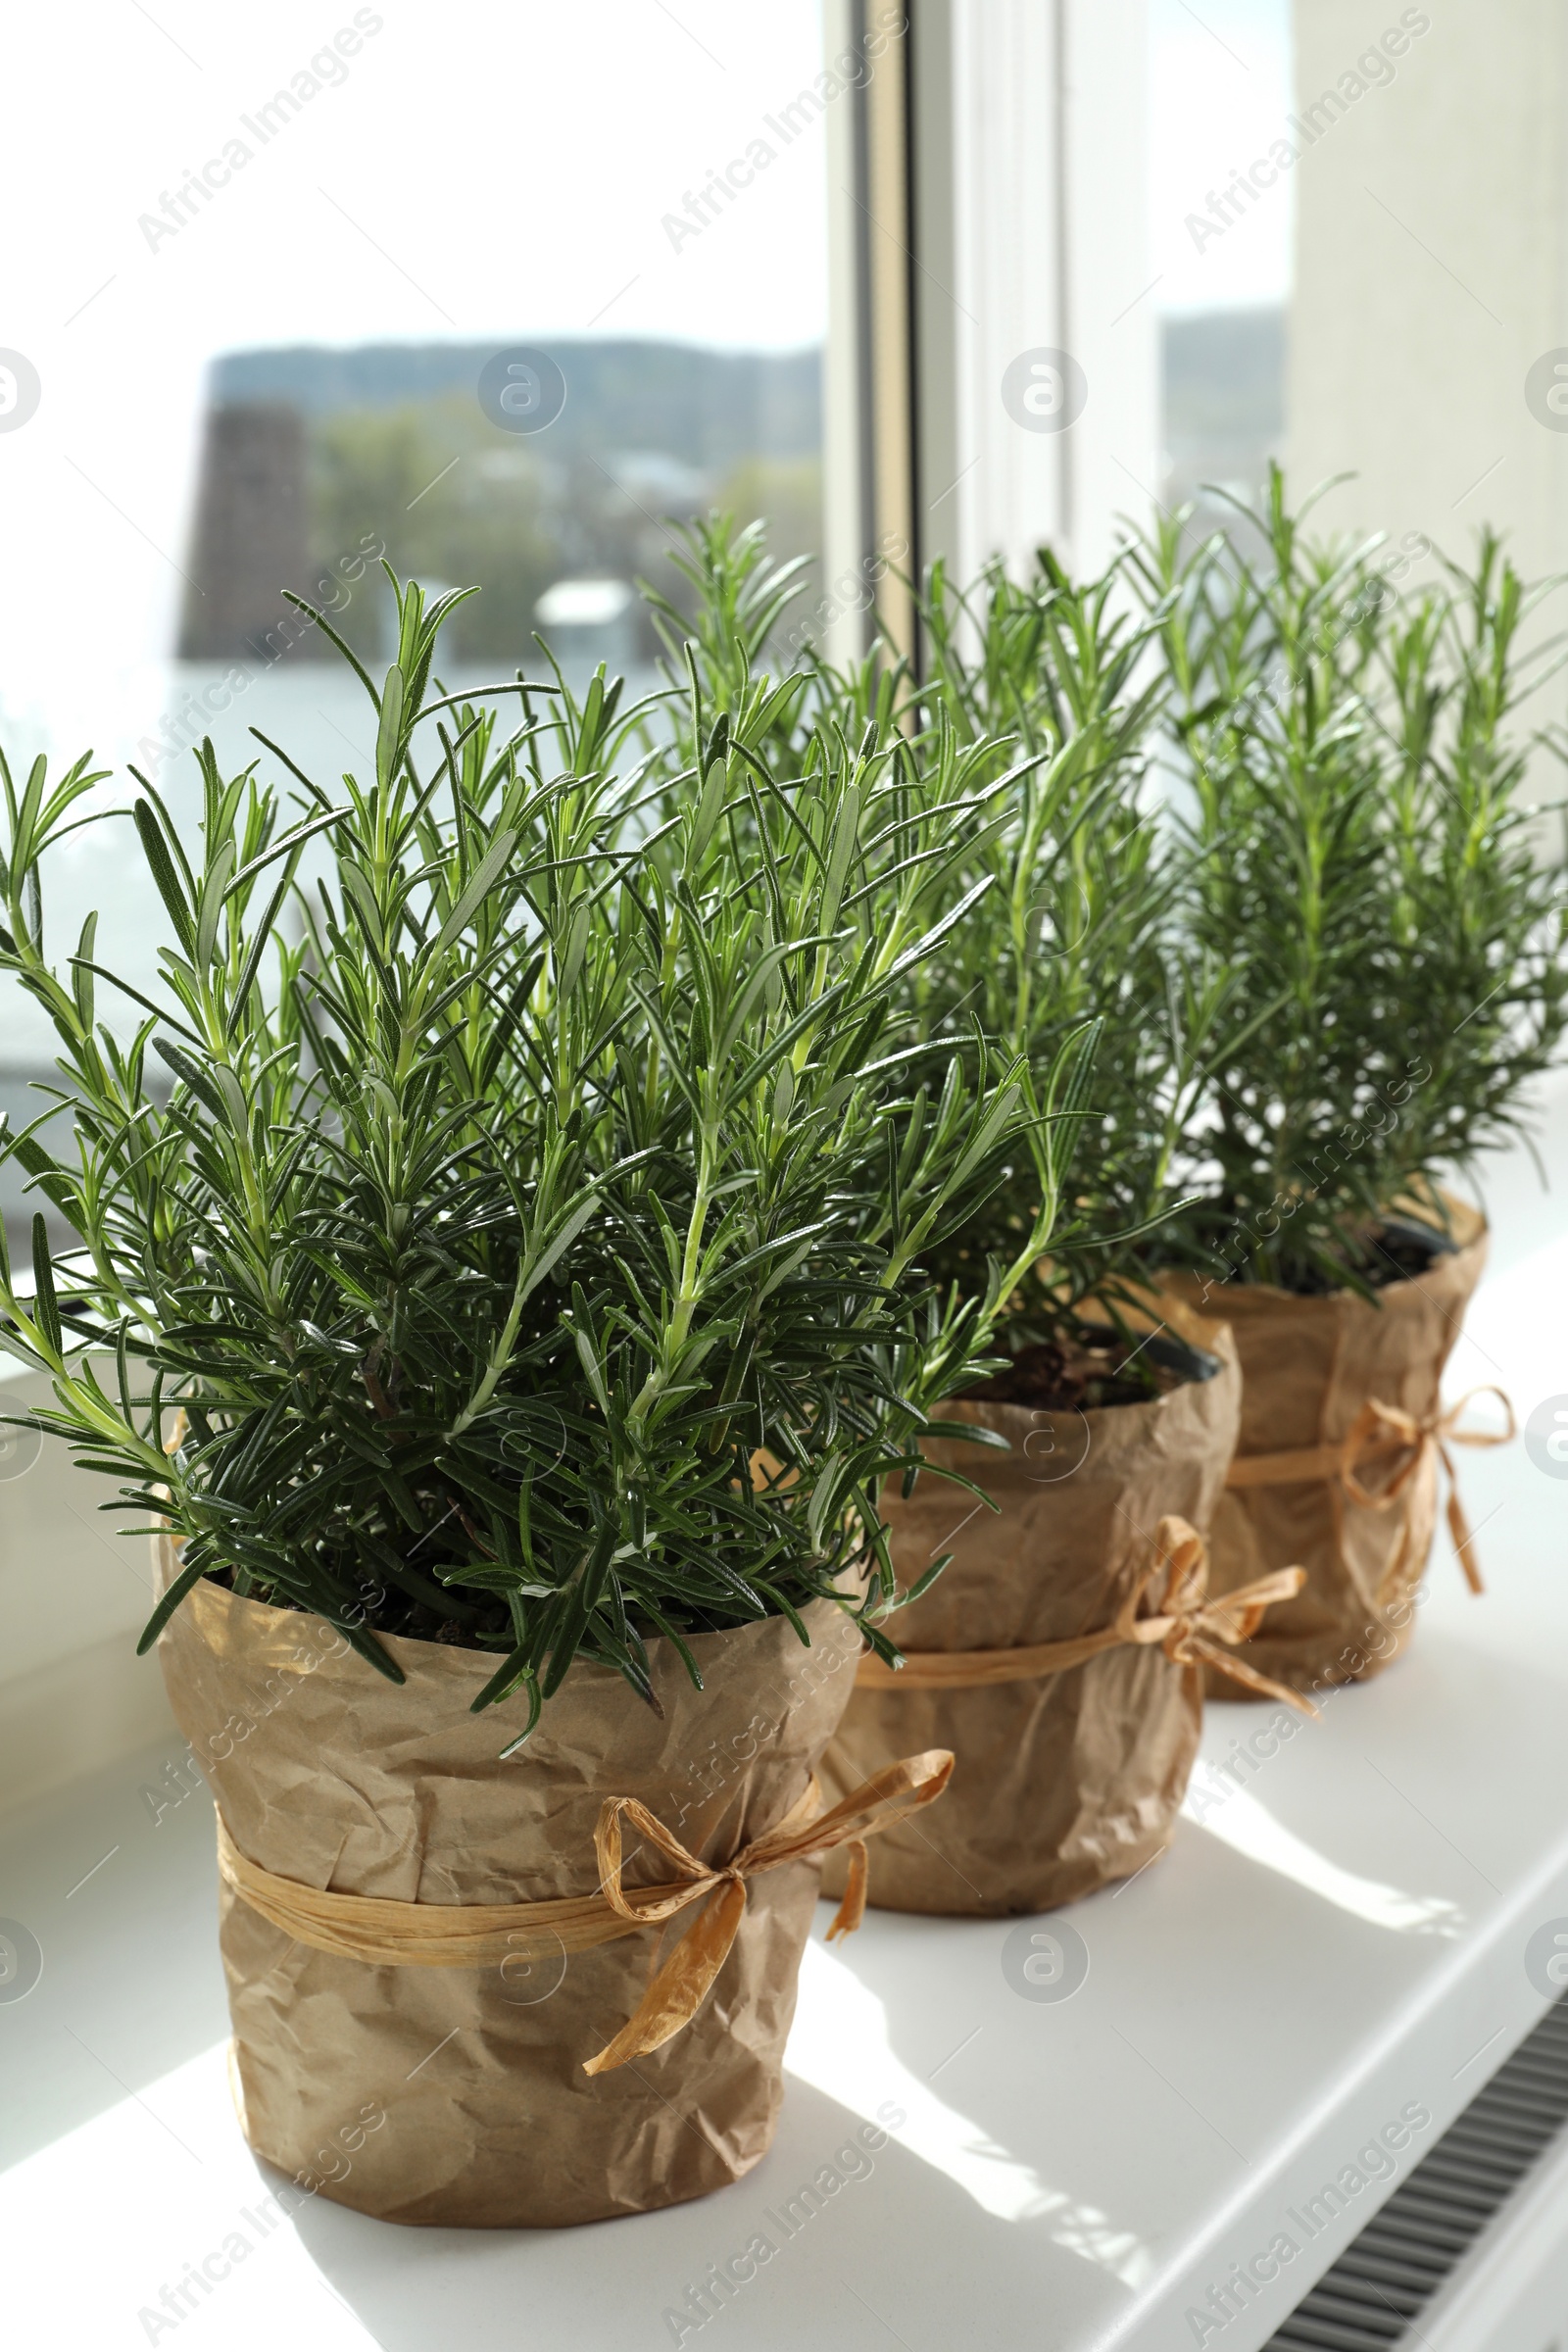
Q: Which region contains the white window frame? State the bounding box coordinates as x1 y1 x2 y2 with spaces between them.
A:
824 0 1158 662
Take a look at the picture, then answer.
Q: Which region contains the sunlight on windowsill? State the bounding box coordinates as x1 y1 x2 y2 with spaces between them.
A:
0 2041 379 2348
785 1936 1156 2286
1182 1786 1467 1938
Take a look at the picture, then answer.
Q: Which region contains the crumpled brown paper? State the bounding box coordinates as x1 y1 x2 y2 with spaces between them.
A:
816 1303 1241 1916
155 1539 860 2228
1160 1195 1489 1697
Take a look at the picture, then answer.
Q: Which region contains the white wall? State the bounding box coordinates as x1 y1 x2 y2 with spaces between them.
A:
1288 0 1568 590
0 1363 173 1814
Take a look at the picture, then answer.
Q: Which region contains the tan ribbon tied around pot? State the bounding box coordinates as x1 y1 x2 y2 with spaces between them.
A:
214 1745 954 2079
854 1516 1316 1713
1224 1386 1515 1596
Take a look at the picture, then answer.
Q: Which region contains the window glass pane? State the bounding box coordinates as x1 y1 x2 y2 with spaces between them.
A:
1151 0 1290 533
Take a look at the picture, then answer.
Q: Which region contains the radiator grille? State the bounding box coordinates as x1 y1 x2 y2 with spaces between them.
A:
1263 1994 1568 2349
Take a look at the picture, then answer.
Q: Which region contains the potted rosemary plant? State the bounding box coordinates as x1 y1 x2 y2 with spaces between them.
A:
1134 472 1568 1694
0 577 1060 2226
801 548 1313 1915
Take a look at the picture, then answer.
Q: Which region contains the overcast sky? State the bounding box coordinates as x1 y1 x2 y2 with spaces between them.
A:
1150 0 1293 312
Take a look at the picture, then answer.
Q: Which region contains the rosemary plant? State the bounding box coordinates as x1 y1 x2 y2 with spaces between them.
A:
652 519 1254 1396
0 576 1072 1740
901 551 1235 1371
1134 468 1568 1293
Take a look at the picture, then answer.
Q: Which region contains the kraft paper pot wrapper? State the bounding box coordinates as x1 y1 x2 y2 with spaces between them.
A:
1160 1192 1489 1698
155 1542 860 2229
817 1303 1242 1916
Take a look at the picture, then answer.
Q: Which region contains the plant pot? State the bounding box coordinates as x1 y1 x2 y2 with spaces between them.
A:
816 1305 1252 1916
1159 1194 1498 1698
156 1552 874 2228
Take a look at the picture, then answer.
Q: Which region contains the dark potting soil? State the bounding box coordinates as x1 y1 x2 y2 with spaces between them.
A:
959 1325 1220 1413
205 1559 516 1650
1273 1215 1458 1298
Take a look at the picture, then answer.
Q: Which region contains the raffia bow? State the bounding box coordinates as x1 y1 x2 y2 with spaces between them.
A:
1225 1385 1515 1596
585 1746 952 2072
854 1516 1316 1713
215 1745 954 2080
